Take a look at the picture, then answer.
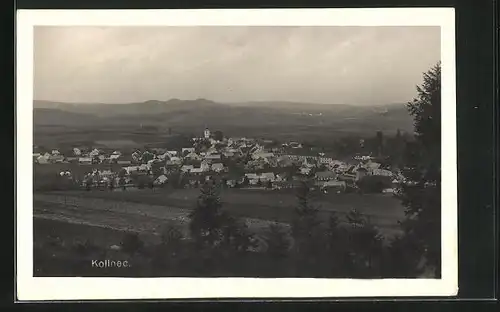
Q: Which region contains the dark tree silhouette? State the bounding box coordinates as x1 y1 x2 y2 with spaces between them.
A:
213 130 224 142
399 61 441 277
290 181 324 275
265 223 291 259
120 232 144 256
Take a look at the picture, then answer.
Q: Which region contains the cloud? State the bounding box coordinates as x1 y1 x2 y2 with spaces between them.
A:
33 26 440 105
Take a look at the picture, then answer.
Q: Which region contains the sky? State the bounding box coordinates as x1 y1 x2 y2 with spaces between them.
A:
33 26 440 105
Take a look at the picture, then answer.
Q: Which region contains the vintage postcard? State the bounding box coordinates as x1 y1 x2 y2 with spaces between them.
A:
16 8 457 300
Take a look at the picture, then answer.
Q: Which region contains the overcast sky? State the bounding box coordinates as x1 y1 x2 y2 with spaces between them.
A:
33 26 440 105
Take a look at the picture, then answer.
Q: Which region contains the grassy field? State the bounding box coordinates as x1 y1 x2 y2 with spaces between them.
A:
41 187 405 233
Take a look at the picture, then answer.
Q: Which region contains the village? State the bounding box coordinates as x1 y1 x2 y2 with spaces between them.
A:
33 127 404 196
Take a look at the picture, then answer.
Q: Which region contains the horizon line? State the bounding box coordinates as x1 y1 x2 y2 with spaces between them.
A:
32 98 407 107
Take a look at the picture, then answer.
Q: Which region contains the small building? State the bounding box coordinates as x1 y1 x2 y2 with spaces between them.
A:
205 154 221 162
166 157 182 166
315 170 337 181
181 165 194 173
211 163 225 173
154 175 168 185
190 168 204 175
36 154 50 164
78 157 92 165
371 168 393 177
321 180 347 192
73 148 82 156
300 167 312 175
182 147 195 155
259 172 275 182
185 152 202 161
124 166 140 174
89 149 100 157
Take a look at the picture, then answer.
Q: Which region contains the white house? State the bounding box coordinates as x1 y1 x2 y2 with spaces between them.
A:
181 165 194 173
166 150 178 156
109 154 120 161
154 175 168 185
73 148 82 156
206 146 218 155
36 153 51 164
321 180 347 192
182 147 195 154
190 168 204 174
319 157 334 165
259 172 275 182
166 157 182 166
252 152 274 160
78 157 92 165
315 171 337 181
200 161 211 172
51 149 60 156
205 154 221 162
89 149 100 157
211 163 225 173
185 152 202 161
300 167 312 175
245 173 259 180
372 168 393 177
124 166 140 174
365 161 381 171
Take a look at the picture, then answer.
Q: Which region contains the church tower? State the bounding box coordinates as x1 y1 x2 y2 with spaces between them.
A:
204 127 211 139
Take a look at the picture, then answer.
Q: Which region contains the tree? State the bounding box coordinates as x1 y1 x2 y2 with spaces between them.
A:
266 180 273 189
344 209 385 277
108 180 115 191
399 61 441 276
189 183 255 255
356 175 391 193
189 183 226 248
290 181 324 274
213 130 224 142
119 177 126 191
265 223 291 259
121 232 144 255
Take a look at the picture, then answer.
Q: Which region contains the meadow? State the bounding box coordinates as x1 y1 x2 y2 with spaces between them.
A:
41 187 405 237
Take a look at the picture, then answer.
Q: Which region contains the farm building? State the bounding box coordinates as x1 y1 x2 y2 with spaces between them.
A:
211 163 225 173
181 165 194 173
321 180 347 192
315 171 337 181
154 175 168 185
78 157 92 165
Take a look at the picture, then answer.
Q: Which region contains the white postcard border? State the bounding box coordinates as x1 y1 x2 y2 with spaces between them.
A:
16 8 457 300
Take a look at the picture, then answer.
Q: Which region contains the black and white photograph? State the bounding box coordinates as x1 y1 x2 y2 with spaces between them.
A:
16 9 457 300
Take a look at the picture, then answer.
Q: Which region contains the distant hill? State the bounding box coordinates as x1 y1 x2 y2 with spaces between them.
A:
33 108 102 127
33 99 414 137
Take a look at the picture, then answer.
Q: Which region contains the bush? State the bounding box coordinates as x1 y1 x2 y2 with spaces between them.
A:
120 232 144 255
356 175 392 193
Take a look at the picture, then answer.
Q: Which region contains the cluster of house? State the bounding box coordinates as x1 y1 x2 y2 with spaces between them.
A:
35 128 404 193
34 148 130 166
